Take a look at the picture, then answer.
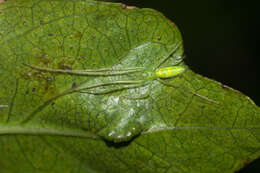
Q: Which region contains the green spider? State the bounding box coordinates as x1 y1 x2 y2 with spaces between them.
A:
23 62 218 104
24 63 185 78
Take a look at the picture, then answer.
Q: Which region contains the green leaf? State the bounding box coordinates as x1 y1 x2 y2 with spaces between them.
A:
0 0 259 172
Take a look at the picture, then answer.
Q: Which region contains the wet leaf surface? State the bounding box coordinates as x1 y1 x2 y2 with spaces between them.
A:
0 0 259 172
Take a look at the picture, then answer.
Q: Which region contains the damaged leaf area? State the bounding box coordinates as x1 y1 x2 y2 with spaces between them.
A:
0 0 259 172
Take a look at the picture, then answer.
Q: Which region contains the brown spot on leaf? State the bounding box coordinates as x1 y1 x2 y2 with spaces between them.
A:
74 31 82 39
121 3 136 10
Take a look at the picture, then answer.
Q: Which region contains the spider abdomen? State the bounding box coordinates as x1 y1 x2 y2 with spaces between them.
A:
155 66 185 78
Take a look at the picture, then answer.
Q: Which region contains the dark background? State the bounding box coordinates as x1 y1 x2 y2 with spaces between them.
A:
114 0 259 172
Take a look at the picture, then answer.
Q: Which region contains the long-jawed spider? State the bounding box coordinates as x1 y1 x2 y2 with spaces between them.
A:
23 63 219 104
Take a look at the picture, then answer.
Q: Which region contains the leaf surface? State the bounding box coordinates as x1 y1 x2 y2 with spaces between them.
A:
0 0 259 172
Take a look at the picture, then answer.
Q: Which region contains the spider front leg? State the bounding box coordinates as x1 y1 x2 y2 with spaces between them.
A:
23 63 144 76
66 79 147 95
155 42 183 69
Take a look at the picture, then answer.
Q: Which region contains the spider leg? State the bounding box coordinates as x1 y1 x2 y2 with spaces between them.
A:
79 83 148 95
23 63 144 76
81 67 145 72
72 80 145 92
155 42 182 69
157 79 219 104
